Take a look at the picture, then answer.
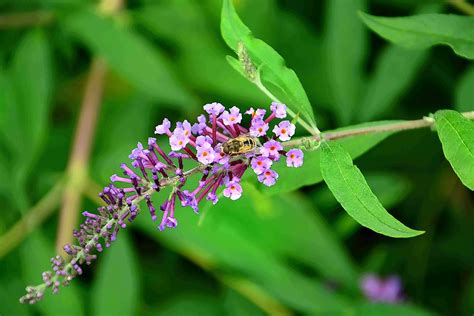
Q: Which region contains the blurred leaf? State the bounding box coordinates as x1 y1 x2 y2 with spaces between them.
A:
359 4 441 121
135 2 267 106
0 30 52 208
223 289 265 316
461 275 474 313
272 10 333 110
325 0 368 124
154 293 223 316
242 183 358 289
0 278 31 316
359 12 474 60
358 46 427 121
64 10 194 107
371 0 442 8
221 0 317 129
352 302 435 316
320 142 424 238
434 110 474 190
265 121 397 195
455 65 474 112
244 189 355 288
92 232 139 316
20 231 84 316
2 30 52 157
134 191 350 313
0 65 7 139
92 95 153 182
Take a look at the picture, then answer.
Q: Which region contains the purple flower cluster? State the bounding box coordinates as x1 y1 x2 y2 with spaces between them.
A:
20 102 304 304
360 274 404 303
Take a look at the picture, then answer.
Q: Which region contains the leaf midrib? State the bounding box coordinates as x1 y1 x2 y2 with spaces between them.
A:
439 115 474 160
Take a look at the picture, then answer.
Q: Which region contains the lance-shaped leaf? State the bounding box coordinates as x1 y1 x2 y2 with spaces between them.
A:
359 12 474 60
264 120 398 195
358 46 427 121
358 3 440 121
64 10 194 107
221 0 317 129
320 142 424 238
434 110 474 190
325 0 368 124
92 232 139 316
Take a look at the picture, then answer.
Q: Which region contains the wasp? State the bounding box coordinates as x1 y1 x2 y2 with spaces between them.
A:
221 135 260 156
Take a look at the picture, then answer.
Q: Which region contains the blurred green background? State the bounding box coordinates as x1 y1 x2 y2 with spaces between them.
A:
0 0 473 315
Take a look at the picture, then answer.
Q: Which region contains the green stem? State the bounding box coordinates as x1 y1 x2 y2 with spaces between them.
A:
282 111 474 147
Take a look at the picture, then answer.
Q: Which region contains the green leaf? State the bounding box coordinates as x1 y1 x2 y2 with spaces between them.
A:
265 121 397 195
0 30 52 211
134 3 267 106
220 0 317 128
155 293 223 316
335 172 412 238
0 69 11 200
4 30 52 158
0 65 7 140
1 30 52 172
223 289 265 316
320 142 424 238
242 183 358 289
434 110 474 190
92 95 153 181
0 278 31 316
64 10 194 107
352 302 435 316
134 190 350 313
358 4 441 121
325 0 368 124
20 231 84 316
359 12 474 60
358 46 427 121
92 232 139 316
455 65 474 112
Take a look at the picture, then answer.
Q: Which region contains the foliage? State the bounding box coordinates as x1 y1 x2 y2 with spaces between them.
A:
0 0 473 315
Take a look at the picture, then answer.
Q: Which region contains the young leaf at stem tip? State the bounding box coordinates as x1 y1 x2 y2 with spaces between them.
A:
320 142 424 238
434 110 474 190
220 0 318 132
